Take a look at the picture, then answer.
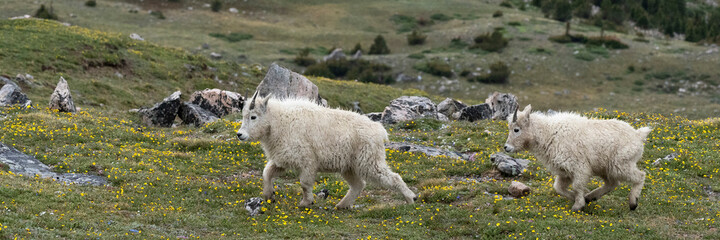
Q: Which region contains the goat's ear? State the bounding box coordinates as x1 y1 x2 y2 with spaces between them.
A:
522 104 532 114
259 93 272 113
521 104 531 125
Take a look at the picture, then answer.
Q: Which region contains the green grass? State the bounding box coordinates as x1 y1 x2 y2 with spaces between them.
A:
1 103 719 239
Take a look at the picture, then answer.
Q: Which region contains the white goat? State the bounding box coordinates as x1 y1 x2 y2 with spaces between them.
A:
504 105 651 211
236 93 416 209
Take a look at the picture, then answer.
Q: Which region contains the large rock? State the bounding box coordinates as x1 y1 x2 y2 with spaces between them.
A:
323 48 346 62
189 89 244 117
385 142 462 159
255 63 325 106
381 96 441 124
437 98 467 119
485 92 518 120
458 103 492 122
179 102 219 127
48 77 77 113
0 84 31 107
508 181 531 198
0 142 107 186
138 91 182 127
0 75 18 88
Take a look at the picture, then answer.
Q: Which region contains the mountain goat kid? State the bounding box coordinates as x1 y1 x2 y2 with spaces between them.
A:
504 105 651 211
236 93 416 209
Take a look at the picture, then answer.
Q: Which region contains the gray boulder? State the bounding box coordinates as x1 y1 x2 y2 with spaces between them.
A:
255 63 326 106
0 142 107 186
458 103 492 122
381 96 441 124
138 91 182 127
189 89 244 117
323 48 346 62
365 112 382 122
485 92 518 120
0 75 18 88
179 102 219 127
490 152 530 177
48 77 77 113
0 84 31 107
437 98 467 119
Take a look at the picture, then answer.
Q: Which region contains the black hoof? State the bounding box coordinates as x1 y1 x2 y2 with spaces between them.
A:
413 196 418 202
630 198 638 211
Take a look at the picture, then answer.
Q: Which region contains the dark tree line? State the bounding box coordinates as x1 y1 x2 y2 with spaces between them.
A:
533 0 720 43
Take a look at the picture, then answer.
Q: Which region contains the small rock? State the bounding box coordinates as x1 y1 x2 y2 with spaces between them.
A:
365 112 382 122
490 152 530 177
245 197 264 216
114 72 124 78
508 181 531 198
437 98 467 119
381 96 441 124
458 104 492 122
385 142 462 159
48 77 77 113
202 43 210 49
315 189 329 199
653 153 679 166
323 48 346 62
485 92 518 120
0 84 31 107
229 8 239 13
189 89 244 117
129 33 144 41
178 102 219 127
210 52 222 60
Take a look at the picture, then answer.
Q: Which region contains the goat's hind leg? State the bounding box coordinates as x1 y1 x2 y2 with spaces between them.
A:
584 177 619 204
336 171 366 209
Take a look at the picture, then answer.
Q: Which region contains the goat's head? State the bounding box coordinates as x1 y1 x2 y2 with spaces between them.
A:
504 104 532 153
237 92 272 141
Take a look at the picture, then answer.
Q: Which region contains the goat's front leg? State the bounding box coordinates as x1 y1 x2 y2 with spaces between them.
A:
262 162 284 202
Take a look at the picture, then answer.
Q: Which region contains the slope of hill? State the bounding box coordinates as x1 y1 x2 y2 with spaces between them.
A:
2 0 718 118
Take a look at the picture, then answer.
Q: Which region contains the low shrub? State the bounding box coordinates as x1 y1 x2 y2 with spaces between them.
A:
586 36 629 49
500 1 513 8
208 32 253 42
85 0 97 7
548 34 587 44
293 48 316 67
150 10 166 19
34 4 58 20
415 59 453 77
305 59 394 84
493 10 503 18
407 30 427 45
449 37 468 49
211 0 222 12
471 29 509 52
304 63 335 78
470 61 510 84
430 13 453 21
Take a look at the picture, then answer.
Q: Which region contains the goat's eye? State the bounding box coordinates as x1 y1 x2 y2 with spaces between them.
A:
250 116 257 120
514 128 520 133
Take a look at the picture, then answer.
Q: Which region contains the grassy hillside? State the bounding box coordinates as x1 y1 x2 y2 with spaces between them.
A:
2 0 718 118
1 101 719 239
0 19 432 113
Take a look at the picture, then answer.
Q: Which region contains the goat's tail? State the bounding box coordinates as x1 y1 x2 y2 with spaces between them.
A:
636 127 652 142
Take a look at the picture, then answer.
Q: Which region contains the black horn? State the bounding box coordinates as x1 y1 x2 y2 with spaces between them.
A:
248 91 259 110
512 107 518 123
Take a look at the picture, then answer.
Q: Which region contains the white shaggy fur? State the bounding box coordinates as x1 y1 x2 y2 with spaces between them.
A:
236 94 416 209
504 105 651 211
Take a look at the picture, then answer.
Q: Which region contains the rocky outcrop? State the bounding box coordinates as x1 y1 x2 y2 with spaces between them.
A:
178 102 219 127
138 91 182 127
255 63 326 106
0 142 107 186
381 96 441 124
437 98 467 119
0 84 32 107
48 77 77 113
189 89 243 117
458 104 492 122
485 92 518 120
323 48 346 62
